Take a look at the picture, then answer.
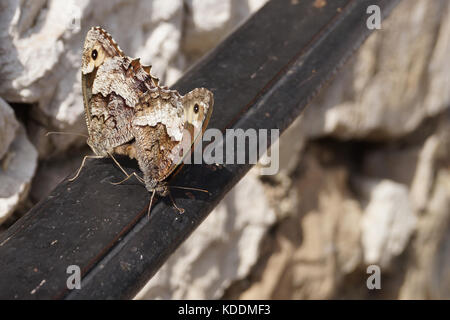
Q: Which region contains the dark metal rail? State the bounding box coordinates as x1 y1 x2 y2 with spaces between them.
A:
0 0 401 299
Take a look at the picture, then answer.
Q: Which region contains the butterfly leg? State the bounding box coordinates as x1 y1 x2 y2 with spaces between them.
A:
107 152 130 177
69 155 104 182
107 152 145 184
147 189 156 218
145 183 185 216
110 172 145 185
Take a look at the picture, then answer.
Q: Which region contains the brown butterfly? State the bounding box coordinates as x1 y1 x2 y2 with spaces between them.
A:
76 26 214 214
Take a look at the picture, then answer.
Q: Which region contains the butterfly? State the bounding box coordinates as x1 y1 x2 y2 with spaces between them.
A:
75 26 214 214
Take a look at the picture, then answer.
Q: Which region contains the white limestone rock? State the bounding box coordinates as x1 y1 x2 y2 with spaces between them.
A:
0 97 19 160
409 135 440 212
400 170 450 299
360 179 417 268
298 0 450 140
182 0 268 61
0 125 38 224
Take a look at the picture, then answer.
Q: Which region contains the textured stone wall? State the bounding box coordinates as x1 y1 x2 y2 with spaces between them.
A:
0 0 449 299
224 0 450 299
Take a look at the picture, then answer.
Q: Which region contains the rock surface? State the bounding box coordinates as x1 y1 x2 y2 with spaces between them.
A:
0 97 37 225
298 0 450 140
236 154 363 299
0 98 19 159
399 169 450 299
224 0 450 300
360 179 417 269
0 124 38 225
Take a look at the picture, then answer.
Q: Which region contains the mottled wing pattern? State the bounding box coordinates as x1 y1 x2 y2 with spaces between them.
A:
130 87 184 190
81 26 159 156
130 87 214 192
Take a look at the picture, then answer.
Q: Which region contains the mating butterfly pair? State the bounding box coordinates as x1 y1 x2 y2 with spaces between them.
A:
74 27 213 215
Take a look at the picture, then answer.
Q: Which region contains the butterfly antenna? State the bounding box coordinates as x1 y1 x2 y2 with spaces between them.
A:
169 186 210 194
46 131 88 138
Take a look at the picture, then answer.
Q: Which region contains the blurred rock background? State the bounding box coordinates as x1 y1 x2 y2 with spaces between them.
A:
0 0 448 299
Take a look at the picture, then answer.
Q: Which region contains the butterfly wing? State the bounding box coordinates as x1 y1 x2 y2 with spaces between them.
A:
177 87 214 165
131 87 214 190
81 27 159 156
